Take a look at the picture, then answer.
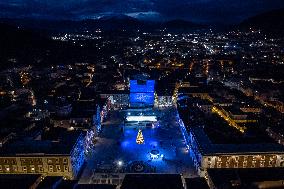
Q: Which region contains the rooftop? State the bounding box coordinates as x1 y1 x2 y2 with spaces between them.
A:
191 126 284 155
178 86 208 94
120 174 184 189
36 176 62 189
185 177 210 189
0 174 41 189
207 168 284 188
0 127 83 156
75 184 117 189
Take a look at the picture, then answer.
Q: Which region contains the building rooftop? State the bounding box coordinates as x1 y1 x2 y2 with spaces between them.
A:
207 168 284 188
0 127 83 156
36 176 62 189
75 184 117 189
71 100 98 118
120 174 184 189
185 177 210 189
55 180 78 189
191 126 284 155
101 90 130 95
178 86 208 94
0 174 41 189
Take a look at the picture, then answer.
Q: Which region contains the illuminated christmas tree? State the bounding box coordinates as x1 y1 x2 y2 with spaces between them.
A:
136 129 144 144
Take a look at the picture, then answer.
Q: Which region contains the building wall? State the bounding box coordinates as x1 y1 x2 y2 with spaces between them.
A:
100 94 129 109
187 129 284 177
0 135 86 180
202 154 284 169
157 96 173 107
0 156 73 179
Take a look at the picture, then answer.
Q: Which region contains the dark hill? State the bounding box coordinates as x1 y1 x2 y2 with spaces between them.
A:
239 8 284 35
0 16 205 33
162 19 204 31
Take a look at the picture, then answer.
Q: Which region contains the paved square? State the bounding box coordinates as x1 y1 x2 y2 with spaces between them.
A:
79 108 196 184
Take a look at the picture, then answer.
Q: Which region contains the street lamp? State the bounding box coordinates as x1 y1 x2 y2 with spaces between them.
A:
117 160 123 167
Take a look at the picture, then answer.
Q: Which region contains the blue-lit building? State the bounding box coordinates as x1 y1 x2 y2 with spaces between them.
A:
129 79 155 108
124 78 157 128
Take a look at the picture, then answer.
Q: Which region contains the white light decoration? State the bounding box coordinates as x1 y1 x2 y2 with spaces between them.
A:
126 116 157 122
117 161 123 167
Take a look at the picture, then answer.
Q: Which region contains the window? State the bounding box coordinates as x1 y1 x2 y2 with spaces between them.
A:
268 160 274 167
23 166 27 171
260 161 264 167
56 165 61 171
39 167 44 172
217 162 222 168
13 166 17 171
207 162 211 168
225 162 230 168
49 165 53 171
234 162 238 168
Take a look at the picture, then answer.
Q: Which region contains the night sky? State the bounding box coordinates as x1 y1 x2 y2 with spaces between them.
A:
1 0 284 23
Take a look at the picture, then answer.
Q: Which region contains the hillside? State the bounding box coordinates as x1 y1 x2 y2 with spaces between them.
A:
240 8 284 35
0 16 205 33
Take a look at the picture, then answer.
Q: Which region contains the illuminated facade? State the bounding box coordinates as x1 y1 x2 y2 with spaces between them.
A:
185 127 284 177
129 80 155 108
0 132 85 180
100 92 129 109
155 94 173 108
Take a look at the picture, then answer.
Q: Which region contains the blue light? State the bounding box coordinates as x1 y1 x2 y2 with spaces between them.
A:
130 80 155 93
177 112 190 149
71 134 85 178
130 93 155 107
130 80 155 107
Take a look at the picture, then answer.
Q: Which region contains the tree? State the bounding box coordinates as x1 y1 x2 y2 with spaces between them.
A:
136 129 144 144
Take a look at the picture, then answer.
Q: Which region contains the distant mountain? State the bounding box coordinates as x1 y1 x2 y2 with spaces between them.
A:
83 15 144 31
0 15 205 33
162 19 205 31
239 8 284 35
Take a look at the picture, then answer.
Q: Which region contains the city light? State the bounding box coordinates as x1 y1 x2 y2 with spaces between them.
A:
117 160 123 167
